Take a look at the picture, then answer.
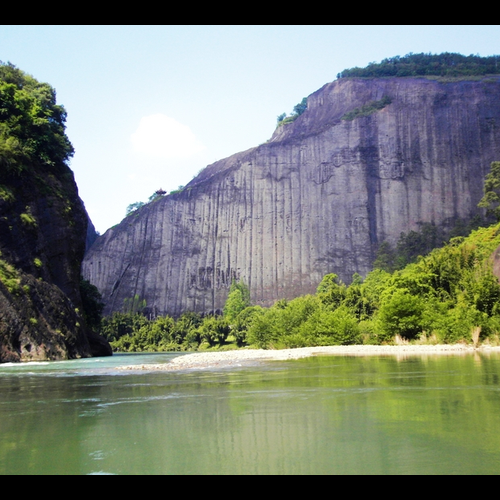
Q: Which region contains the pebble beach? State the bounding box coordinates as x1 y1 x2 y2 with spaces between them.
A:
117 344 500 372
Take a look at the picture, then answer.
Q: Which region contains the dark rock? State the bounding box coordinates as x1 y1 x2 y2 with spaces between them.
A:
0 162 111 362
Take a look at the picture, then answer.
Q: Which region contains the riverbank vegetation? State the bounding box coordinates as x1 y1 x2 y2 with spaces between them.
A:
97 218 500 353
96 162 500 353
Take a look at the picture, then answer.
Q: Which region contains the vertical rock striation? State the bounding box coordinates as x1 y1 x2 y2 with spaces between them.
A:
83 76 500 317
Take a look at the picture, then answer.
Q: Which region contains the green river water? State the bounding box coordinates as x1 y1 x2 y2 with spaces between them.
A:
1 351 500 475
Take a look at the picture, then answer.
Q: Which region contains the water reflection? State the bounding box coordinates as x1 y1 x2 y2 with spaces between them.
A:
1 353 500 474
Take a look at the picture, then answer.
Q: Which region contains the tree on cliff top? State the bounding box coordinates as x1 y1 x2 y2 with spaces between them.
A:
277 97 308 127
337 52 500 79
0 61 74 175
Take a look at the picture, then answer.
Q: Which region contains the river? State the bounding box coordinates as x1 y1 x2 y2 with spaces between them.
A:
1 351 500 475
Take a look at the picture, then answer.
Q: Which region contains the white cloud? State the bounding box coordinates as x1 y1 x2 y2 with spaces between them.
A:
131 114 205 159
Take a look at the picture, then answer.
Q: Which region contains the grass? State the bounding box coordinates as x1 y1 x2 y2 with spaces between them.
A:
341 96 392 121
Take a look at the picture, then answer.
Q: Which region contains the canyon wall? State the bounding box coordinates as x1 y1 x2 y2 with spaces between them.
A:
83 76 500 317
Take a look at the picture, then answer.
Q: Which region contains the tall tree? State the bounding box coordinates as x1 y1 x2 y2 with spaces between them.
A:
223 279 251 323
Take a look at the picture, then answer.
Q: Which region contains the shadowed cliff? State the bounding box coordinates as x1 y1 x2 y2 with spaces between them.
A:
83 75 500 318
0 62 111 362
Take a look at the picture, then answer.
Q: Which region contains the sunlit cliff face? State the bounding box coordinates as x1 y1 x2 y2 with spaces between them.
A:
83 76 500 317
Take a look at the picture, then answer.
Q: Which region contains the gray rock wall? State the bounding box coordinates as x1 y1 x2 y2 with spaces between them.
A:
83 76 500 317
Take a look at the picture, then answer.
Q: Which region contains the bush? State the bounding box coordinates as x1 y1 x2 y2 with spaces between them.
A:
377 288 428 340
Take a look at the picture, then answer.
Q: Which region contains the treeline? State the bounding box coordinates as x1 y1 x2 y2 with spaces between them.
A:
374 216 487 273
337 52 500 79
96 163 500 353
98 222 500 352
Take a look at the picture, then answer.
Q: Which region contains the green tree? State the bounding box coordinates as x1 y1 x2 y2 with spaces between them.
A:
478 161 500 221
100 312 149 343
126 201 145 216
373 241 396 272
316 273 346 308
298 306 360 346
232 305 265 347
337 52 500 79
197 315 230 348
0 61 74 174
377 287 428 340
292 97 307 117
277 112 286 124
276 98 308 128
223 279 251 323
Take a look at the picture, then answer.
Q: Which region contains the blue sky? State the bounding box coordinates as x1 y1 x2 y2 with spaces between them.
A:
2 25 500 234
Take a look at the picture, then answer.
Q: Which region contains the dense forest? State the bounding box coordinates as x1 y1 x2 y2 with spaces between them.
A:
95 165 500 353
0 61 74 175
337 52 500 79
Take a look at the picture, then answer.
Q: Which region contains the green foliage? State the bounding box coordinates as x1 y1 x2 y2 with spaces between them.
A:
98 204 500 351
277 112 286 124
20 209 37 227
0 184 14 202
168 186 185 196
246 295 320 349
276 97 307 127
341 96 392 121
293 97 308 116
316 273 347 309
0 253 20 293
297 306 361 346
377 288 429 341
231 305 265 347
103 310 231 353
0 61 74 175
100 312 150 343
337 52 500 79
373 241 396 273
374 218 486 272
125 189 169 218
223 279 251 323
126 201 145 216
478 162 500 221
123 294 147 315
196 315 231 348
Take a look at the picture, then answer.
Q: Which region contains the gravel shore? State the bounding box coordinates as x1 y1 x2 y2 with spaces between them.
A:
116 344 500 372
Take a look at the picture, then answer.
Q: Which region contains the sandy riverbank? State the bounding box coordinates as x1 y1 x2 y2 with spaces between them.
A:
116 344 500 372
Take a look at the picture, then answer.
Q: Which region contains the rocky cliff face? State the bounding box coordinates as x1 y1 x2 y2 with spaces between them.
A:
83 76 500 317
0 162 111 362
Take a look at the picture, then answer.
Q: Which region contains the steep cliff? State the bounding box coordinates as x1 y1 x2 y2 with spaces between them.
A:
83 76 500 317
0 63 111 362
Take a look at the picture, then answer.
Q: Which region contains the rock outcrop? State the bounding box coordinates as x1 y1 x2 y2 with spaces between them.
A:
0 164 112 362
83 76 500 317
0 62 112 362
